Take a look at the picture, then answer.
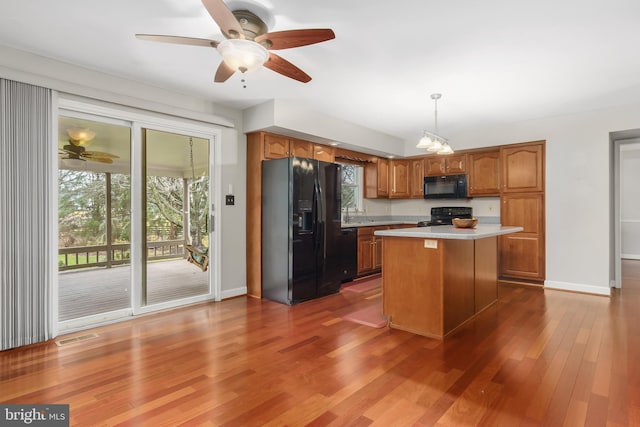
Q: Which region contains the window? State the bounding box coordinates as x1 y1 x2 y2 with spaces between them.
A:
341 164 363 211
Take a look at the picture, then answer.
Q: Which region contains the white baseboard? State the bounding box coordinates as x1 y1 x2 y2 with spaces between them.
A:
220 286 248 300
622 254 640 260
544 280 611 296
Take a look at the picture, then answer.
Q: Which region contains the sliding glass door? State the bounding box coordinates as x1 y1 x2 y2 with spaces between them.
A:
57 102 218 329
142 129 211 306
57 114 132 323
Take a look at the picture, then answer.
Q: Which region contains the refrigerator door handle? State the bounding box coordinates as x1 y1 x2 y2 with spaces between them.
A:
316 178 325 252
312 180 318 247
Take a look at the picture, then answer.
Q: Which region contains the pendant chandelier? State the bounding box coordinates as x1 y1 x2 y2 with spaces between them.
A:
416 93 454 155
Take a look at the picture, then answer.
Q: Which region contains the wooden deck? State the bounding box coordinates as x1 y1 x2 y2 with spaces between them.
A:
58 259 209 321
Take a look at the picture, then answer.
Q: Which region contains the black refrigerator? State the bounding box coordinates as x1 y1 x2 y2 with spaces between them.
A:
262 157 343 305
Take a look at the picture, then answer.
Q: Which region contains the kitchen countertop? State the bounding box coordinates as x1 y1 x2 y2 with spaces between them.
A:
374 224 523 240
341 221 417 228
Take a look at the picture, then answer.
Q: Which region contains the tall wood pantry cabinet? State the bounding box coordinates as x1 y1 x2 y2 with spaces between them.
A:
499 141 545 282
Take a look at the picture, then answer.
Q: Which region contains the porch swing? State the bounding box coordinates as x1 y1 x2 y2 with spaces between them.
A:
184 137 209 272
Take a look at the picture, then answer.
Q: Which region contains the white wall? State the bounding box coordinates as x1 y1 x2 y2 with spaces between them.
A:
621 141 640 259
0 45 247 298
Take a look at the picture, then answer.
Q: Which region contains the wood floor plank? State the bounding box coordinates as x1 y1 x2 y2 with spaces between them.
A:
2 260 640 425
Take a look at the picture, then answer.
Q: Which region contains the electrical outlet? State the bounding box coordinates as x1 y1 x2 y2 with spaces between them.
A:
424 239 438 249
225 195 235 206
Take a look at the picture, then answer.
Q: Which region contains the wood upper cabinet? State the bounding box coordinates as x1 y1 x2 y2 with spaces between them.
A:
501 142 544 193
468 150 500 196
389 159 410 198
377 159 389 197
263 133 314 159
365 158 389 198
290 139 314 158
263 133 290 159
499 193 545 281
410 158 425 198
313 144 335 162
425 154 467 176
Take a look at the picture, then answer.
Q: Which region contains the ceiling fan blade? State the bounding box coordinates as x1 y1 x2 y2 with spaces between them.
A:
136 34 219 48
201 0 245 39
214 61 236 82
255 29 335 50
84 156 114 164
263 53 311 83
83 151 120 159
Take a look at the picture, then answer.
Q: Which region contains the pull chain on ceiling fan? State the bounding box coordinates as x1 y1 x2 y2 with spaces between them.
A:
135 0 335 83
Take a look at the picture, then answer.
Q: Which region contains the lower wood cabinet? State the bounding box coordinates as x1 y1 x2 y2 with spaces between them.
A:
357 226 387 275
499 193 545 281
356 224 415 276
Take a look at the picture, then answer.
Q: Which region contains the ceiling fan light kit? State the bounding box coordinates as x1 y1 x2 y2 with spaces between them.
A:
67 128 96 147
416 93 454 155
59 127 120 164
136 0 335 83
217 39 269 73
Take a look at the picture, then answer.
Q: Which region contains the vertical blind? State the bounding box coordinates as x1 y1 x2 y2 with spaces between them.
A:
0 78 54 350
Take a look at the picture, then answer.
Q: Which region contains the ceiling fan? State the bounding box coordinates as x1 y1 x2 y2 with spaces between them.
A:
135 0 335 83
59 128 120 164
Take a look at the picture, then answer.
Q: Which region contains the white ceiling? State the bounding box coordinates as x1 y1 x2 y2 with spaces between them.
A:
3 0 640 144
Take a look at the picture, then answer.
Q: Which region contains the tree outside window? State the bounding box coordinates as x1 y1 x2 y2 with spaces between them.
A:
341 164 363 211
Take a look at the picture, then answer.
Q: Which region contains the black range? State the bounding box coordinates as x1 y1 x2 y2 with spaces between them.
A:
417 206 473 227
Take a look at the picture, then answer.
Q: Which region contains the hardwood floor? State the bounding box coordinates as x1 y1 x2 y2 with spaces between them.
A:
2 261 640 426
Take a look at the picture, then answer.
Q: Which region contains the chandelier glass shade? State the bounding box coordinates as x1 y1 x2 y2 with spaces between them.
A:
416 93 454 155
217 39 269 73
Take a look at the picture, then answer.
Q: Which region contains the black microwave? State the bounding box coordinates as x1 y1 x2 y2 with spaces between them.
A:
423 174 468 199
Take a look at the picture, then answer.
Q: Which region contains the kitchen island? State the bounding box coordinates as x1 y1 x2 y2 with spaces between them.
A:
374 224 522 339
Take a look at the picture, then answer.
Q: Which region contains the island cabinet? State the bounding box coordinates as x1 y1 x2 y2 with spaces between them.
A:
364 158 389 198
377 225 522 339
467 150 500 196
425 153 467 176
389 159 411 198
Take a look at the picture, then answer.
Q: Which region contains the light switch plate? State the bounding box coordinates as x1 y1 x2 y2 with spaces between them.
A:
424 239 437 249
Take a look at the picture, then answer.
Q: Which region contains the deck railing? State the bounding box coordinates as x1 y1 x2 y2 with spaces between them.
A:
58 240 186 271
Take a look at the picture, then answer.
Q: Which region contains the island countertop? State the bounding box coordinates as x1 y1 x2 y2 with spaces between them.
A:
374 224 523 240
